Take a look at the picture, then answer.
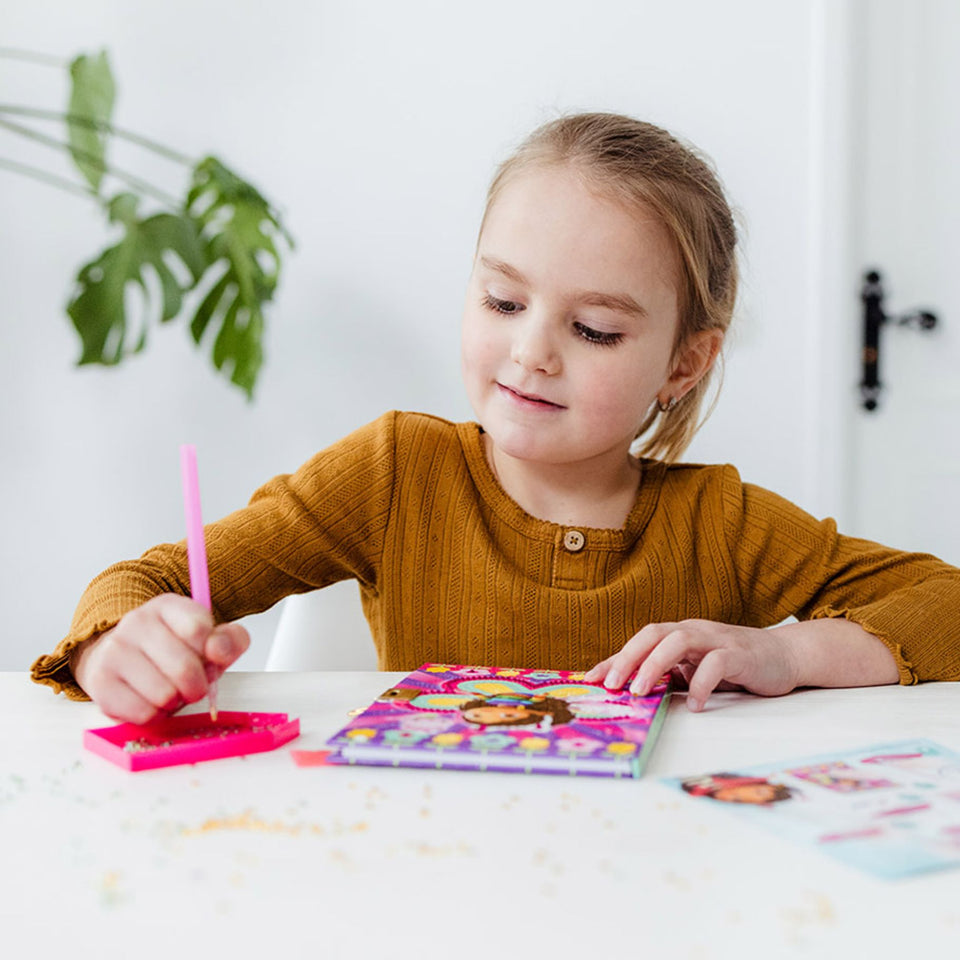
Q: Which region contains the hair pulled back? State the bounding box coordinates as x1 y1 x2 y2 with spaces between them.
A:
479 113 738 461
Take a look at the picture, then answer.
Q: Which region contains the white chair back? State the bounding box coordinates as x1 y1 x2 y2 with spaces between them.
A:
264 580 378 671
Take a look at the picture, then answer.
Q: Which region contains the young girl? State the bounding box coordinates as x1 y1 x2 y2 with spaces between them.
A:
32 112 960 724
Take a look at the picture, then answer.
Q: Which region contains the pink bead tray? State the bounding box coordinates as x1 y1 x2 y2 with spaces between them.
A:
83 711 300 771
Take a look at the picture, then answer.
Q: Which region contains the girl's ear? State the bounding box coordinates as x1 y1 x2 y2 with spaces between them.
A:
665 328 724 398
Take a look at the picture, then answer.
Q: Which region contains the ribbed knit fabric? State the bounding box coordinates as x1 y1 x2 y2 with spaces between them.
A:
32 410 960 699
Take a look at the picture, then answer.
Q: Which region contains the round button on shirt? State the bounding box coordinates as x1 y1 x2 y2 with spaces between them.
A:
563 530 585 552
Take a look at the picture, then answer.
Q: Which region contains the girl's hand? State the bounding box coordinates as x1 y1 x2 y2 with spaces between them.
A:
583 619 799 712
69 594 250 724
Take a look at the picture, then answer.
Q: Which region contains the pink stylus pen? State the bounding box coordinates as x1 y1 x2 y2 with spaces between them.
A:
180 444 217 721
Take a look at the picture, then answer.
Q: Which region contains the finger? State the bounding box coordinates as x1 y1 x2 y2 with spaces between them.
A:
582 655 616 683
685 648 732 712
629 625 715 695
159 694 186 715
106 638 184 711
96 674 167 725
205 623 251 668
148 594 215 655
117 598 211 703
138 628 210 704
668 664 695 689
605 623 676 690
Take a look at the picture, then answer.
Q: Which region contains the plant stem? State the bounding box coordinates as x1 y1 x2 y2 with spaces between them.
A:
0 105 194 166
0 115 180 207
0 156 97 199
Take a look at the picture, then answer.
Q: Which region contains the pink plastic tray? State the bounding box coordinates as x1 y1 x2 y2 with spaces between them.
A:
83 711 300 771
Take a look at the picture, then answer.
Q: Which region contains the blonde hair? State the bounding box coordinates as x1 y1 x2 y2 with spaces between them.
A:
478 112 738 462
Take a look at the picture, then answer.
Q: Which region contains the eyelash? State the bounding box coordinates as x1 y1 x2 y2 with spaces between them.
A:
480 294 624 347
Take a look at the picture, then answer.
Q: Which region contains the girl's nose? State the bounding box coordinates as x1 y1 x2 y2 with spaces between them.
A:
510 317 561 375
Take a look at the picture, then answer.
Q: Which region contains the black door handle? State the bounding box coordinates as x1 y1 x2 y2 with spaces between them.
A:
860 269 938 411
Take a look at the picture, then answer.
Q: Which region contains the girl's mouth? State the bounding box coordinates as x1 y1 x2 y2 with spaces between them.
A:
497 383 566 409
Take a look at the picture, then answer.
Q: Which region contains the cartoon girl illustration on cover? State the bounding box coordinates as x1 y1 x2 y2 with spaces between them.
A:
681 772 794 805
458 693 575 730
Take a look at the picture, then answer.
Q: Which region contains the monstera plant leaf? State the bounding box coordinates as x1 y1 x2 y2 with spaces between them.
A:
185 156 292 396
2 47 293 397
67 192 206 364
67 52 115 194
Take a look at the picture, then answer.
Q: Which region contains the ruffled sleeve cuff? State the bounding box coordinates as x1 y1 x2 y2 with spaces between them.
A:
29 617 123 701
30 651 89 700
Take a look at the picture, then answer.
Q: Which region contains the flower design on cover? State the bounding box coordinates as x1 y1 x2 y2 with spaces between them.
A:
524 670 564 682
382 729 431 747
555 736 603 755
454 666 495 678
399 713 456 734
468 733 516 752
345 728 377 742
430 733 464 747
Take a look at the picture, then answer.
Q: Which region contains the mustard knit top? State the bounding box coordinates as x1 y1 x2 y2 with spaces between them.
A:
32 411 960 699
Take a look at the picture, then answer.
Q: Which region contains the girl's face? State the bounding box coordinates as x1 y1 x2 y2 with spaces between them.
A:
462 704 534 725
461 163 705 473
713 783 782 805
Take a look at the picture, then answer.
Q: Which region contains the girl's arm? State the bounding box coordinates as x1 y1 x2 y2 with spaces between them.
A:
782 615 899 688
31 411 400 701
67 596 251 723
589 464 957 710
586 615 898 711
724 471 960 685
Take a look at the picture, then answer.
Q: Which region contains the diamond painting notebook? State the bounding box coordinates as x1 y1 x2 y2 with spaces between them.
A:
323 663 671 778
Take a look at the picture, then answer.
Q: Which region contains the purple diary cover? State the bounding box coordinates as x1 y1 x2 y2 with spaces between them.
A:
324 663 671 778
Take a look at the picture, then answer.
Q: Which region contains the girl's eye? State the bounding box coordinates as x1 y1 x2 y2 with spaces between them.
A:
482 294 623 347
574 322 624 347
482 293 522 315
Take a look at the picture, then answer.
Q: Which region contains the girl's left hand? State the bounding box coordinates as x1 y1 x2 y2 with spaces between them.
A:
583 619 800 712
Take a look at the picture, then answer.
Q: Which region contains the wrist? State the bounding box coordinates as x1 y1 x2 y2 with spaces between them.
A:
778 625 804 692
775 617 899 689
69 631 106 691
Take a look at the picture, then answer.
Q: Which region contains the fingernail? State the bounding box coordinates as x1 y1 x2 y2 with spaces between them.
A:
688 697 700 712
605 673 620 689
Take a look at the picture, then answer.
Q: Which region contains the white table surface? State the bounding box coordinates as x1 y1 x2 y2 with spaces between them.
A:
3 672 959 959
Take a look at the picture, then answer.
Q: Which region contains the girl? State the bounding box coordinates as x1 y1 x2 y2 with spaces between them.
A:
32 113 960 724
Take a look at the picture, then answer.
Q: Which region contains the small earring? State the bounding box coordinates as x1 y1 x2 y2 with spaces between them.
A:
658 396 678 413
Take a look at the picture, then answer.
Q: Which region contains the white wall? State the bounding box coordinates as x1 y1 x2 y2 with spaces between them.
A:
1 0 848 671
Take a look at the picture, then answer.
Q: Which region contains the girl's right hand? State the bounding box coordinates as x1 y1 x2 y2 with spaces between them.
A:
69 594 250 724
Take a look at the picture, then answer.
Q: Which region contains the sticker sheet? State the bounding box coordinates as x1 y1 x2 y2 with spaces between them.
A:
664 739 960 879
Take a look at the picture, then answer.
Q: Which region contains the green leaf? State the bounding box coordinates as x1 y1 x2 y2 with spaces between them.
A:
67 51 116 194
190 271 232 344
67 192 206 365
185 156 292 398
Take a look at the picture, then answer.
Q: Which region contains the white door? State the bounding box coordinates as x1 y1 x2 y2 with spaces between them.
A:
847 0 960 567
